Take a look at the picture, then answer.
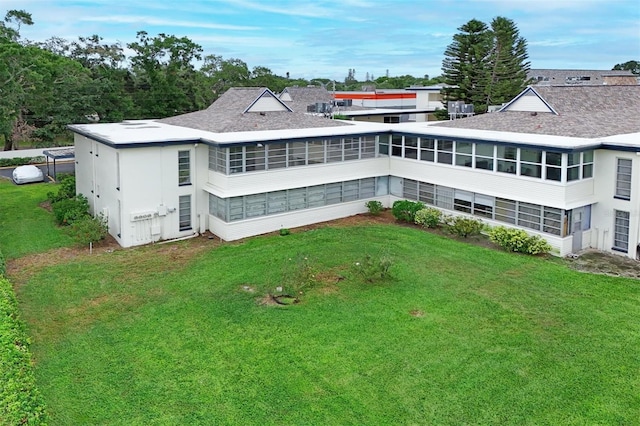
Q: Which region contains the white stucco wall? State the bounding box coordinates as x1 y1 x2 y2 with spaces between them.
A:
589 149 640 259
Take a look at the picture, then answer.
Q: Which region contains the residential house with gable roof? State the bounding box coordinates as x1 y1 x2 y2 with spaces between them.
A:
69 84 640 259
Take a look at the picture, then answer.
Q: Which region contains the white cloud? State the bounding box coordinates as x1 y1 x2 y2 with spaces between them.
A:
79 15 258 31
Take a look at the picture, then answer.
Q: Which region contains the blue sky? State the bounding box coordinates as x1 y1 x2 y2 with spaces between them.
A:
5 0 640 81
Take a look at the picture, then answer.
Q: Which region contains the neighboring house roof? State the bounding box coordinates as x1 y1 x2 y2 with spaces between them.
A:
527 69 636 85
433 85 640 138
280 86 332 106
160 87 349 132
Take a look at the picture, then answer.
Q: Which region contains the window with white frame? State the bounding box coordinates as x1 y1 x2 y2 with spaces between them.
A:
378 135 390 156
497 146 517 174
268 143 287 169
179 195 191 231
246 145 266 171
520 148 542 178
545 152 562 181
420 138 435 162
391 135 403 157
455 142 473 167
474 143 494 171
582 151 594 178
229 146 243 174
178 150 191 185
361 136 376 159
567 152 581 181
344 137 360 161
613 210 630 252
615 158 632 199
436 140 454 165
404 136 418 159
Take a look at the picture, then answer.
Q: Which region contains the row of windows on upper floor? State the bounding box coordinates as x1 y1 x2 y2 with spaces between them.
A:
208 136 377 174
381 135 594 182
206 134 594 183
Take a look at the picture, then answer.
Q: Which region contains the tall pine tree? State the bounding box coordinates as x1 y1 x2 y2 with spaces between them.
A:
442 17 529 115
485 17 530 109
441 19 492 114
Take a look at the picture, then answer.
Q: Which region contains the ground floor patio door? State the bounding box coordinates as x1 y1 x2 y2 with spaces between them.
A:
571 208 583 253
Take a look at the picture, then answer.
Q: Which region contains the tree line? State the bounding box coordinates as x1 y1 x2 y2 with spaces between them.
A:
3 9 633 151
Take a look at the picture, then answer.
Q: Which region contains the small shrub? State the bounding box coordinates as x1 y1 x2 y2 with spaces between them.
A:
365 200 384 216
392 200 425 222
443 215 484 238
279 228 291 236
414 207 442 228
489 226 552 255
282 255 318 294
69 214 108 245
51 194 89 225
353 252 393 283
47 174 76 203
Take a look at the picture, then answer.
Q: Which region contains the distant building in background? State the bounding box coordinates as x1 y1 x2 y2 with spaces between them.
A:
528 69 638 86
332 85 449 123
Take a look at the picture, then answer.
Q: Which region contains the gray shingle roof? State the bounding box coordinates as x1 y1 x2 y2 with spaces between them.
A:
528 69 636 85
434 85 640 138
159 87 349 132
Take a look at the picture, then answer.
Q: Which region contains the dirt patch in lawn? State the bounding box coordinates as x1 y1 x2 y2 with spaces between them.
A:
566 249 640 279
6 232 221 286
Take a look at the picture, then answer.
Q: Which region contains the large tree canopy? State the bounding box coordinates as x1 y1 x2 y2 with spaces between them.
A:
2 7 450 150
441 17 530 114
613 60 640 75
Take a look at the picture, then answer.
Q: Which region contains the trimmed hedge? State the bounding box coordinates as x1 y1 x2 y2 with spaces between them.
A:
0 276 47 425
0 157 45 168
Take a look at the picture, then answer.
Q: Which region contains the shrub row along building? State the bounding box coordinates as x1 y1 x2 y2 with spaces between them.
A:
69 83 640 259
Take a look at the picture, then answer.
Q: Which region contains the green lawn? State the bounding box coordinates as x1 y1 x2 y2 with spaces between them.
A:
10 220 640 424
0 179 73 259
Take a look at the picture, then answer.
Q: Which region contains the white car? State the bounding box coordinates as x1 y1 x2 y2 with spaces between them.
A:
12 165 44 184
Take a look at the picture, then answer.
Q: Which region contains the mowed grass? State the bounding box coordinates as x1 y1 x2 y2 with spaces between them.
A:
0 179 73 259
11 222 640 425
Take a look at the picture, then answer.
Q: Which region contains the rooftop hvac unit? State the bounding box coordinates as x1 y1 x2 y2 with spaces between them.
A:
462 104 474 114
447 100 466 113
307 104 317 113
316 102 331 113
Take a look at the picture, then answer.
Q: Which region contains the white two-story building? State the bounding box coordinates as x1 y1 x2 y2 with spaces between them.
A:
69 84 640 259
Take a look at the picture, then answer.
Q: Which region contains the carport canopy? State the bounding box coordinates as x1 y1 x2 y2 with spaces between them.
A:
43 147 75 181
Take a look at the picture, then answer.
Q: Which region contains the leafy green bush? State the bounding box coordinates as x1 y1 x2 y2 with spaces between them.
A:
365 200 384 216
489 226 552 255
47 174 76 203
443 215 484 238
52 194 89 225
414 207 442 228
279 228 291 236
353 252 393 283
0 276 48 424
70 214 108 245
392 200 425 222
0 157 45 167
